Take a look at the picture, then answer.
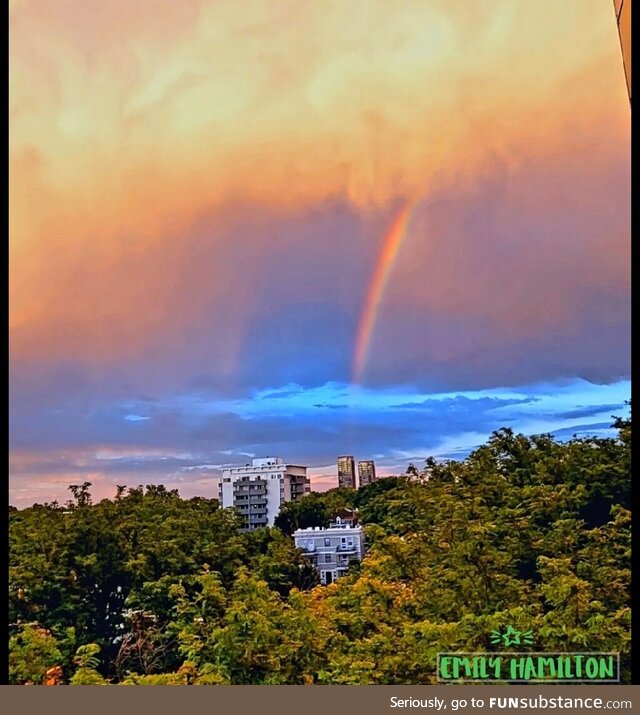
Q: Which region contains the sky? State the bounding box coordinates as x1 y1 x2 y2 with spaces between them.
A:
9 0 630 507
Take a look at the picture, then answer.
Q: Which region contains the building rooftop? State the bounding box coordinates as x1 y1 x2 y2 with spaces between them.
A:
248 457 282 466
293 519 362 534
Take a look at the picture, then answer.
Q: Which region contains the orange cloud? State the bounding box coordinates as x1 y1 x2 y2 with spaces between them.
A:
10 0 630 369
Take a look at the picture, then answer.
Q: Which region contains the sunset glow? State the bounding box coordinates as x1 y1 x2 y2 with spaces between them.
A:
10 0 630 506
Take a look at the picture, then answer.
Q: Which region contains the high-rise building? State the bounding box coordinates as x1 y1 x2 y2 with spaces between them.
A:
357 460 377 487
337 455 356 489
293 517 366 585
218 457 310 531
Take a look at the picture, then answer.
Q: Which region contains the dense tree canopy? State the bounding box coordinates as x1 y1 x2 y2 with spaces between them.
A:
9 413 631 684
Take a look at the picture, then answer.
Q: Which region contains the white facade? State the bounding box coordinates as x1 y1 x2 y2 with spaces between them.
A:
293 518 365 585
218 457 310 530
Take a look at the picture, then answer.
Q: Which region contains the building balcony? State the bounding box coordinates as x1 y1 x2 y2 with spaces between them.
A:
237 505 267 513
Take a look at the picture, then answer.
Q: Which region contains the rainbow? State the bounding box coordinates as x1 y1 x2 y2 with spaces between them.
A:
352 200 416 384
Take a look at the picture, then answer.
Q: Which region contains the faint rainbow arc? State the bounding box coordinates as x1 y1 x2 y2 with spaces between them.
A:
352 200 416 385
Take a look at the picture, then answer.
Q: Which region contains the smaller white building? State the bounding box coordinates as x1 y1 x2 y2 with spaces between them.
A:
293 518 365 585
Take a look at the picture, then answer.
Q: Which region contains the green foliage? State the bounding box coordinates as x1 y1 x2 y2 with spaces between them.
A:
274 488 356 534
9 624 63 685
70 644 109 685
9 413 632 683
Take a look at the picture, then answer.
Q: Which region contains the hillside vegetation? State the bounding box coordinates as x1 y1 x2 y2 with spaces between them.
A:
9 414 631 684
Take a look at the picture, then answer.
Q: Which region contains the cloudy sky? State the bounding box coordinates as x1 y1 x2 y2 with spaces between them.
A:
10 0 630 507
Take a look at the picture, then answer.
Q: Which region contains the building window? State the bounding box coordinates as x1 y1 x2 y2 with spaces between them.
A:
324 538 331 547
325 554 332 563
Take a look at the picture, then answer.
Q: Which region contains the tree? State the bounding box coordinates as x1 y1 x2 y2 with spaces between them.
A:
70 644 109 685
68 482 93 508
274 488 356 534
8 414 631 684
9 624 63 685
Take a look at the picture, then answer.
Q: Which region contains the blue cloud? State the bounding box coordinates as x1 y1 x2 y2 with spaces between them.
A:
9 376 630 505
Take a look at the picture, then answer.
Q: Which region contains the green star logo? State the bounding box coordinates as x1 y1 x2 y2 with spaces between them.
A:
490 625 534 647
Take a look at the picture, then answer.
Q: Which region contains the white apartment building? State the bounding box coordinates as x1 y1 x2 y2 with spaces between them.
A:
218 457 310 531
293 518 365 585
